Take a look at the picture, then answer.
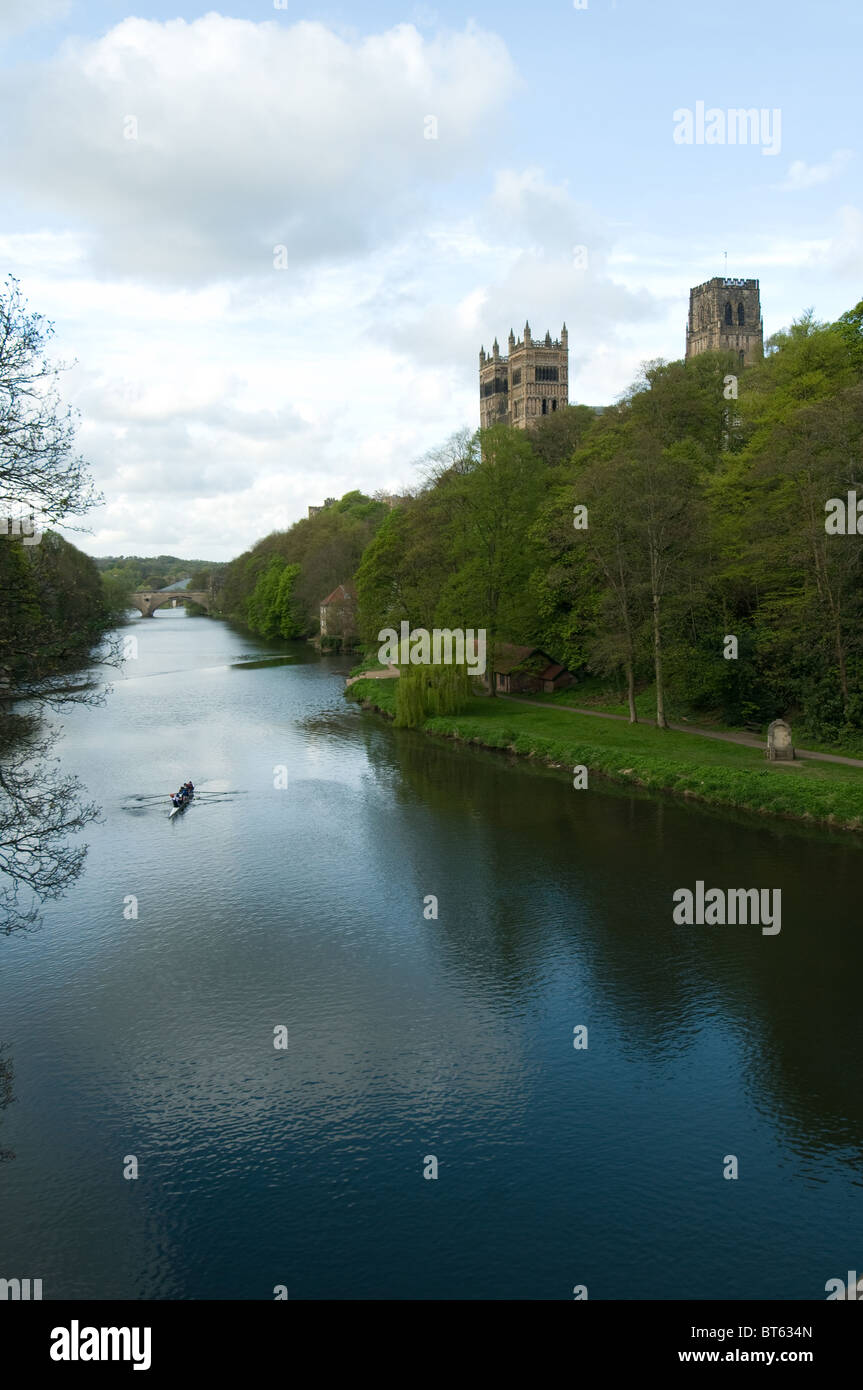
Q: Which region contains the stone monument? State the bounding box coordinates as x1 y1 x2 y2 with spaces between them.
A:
766 719 794 761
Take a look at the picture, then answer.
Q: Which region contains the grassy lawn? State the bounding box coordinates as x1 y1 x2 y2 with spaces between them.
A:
346 677 863 831
517 680 863 758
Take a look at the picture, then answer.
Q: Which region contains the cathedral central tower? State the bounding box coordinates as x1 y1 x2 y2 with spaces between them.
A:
479 322 569 429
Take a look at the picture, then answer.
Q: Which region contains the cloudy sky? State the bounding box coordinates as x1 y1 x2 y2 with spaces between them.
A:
1 0 860 559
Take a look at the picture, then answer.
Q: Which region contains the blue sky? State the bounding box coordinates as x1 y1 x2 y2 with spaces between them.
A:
1 0 860 558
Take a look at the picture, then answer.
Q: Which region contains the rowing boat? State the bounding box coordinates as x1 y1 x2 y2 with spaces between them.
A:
168 792 194 819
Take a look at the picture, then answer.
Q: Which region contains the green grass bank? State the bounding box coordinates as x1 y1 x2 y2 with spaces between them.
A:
346 677 863 832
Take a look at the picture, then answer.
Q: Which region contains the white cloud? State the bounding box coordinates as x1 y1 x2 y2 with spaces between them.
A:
485 167 604 258
0 14 519 284
811 204 863 277
373 170 663 403
728 206 863 279
773 149 853 192
0 230 84 275
0 0 69 41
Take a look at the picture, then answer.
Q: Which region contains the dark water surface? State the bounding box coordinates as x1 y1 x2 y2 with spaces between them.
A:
1 611 861 1299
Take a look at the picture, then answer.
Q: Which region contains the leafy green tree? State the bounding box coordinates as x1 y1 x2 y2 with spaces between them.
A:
222 491 388 637
529 403 602 469
572 453 649 722
433 425 543 695
394 663 472 728
356 490 462 642
245 557 302 640
100 571 135 622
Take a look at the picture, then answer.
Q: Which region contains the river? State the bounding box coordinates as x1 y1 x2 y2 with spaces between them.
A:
1 609 861 1299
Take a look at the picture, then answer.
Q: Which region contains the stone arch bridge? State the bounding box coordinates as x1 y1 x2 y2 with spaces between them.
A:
130 590 213 618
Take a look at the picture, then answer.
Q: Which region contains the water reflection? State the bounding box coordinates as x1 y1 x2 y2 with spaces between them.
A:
0 710 99 934
371 717 863 1164
0 1045 13 1163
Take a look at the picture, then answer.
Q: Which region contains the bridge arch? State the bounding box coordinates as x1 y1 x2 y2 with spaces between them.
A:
130 591 212 618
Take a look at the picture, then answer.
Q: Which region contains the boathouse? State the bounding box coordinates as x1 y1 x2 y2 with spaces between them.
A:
492 644 576 695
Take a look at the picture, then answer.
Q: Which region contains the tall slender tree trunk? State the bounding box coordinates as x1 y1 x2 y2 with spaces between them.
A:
613 545 638 723
648 532 668 729
486 611 498 698
810 525 850 715
653 591 667 728
625 655 637 723
833 608 849 712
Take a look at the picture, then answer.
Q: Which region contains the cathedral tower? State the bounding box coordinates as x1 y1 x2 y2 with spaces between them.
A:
686 278 763 366
479 323 569 429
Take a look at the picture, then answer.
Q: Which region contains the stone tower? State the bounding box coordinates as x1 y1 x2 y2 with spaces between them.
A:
686 278 763 366
479 322 569 430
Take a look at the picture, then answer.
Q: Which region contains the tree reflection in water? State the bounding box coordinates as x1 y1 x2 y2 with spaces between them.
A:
0 689 105 936
0 1044 13 1162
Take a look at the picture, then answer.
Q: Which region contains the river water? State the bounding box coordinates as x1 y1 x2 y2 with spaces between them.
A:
1 609 861 1299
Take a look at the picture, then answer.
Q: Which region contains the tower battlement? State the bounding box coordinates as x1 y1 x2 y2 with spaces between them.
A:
478 322 569 429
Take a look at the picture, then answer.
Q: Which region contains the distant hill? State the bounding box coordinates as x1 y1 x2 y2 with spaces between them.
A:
92 554 224 573
93 555 227 594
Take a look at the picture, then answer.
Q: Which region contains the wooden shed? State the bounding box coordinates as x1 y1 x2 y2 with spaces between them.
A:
492 644 576 695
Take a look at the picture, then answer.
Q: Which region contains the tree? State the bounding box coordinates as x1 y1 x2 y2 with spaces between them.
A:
222 491 389 636
436 425 542 696
356 491 460 642
634 441 702 727
0 276 100 525
0 531 115 686
101 570 135 622
0 286 113 937
245 557 302 640
834 299 863 376
619 362 716 727
394 663 472 728
529 403 599 469
574 452 649 722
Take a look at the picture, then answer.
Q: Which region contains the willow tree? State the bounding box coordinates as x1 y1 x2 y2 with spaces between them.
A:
394 664 472 728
